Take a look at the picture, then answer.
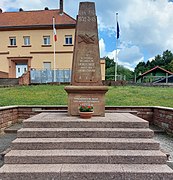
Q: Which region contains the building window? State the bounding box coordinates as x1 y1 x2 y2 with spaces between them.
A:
43 36 50 45
43 62 51 70
9 37 16 46
23 36 30 46
65 35 72 45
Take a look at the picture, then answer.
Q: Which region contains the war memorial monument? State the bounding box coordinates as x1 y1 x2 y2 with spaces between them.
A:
65 2 108 116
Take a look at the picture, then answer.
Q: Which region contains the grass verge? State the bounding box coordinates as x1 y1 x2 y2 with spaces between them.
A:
0 85 173 107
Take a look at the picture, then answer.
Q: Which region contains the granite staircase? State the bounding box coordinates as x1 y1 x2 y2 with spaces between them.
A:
0 113 173 180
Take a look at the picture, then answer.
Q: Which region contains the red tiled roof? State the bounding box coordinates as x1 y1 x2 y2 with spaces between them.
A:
0 9 76 30
141 66 173 77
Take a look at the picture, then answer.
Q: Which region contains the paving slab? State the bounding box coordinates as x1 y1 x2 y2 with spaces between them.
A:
23 112 149 128
11 137 159 150
1 164 173 180
4 149 166 164
17 127 154 138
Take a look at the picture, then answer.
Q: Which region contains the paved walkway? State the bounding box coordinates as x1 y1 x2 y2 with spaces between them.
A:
0 122 173 169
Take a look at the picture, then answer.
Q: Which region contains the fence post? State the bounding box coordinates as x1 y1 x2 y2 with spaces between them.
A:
166 73 168 84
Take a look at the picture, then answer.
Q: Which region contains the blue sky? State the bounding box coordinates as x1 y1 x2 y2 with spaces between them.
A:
1 0 173 70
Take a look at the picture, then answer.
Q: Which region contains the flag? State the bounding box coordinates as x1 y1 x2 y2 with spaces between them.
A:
53 17 57 42
117 21 120 39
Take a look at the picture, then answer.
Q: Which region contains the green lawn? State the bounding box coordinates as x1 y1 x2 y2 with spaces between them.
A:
0 85 173 107
106 86 173 107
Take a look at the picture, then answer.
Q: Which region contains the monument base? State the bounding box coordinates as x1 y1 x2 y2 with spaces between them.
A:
65 86 108 116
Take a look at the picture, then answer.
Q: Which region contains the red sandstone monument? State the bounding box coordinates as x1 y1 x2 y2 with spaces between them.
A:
65 2 108 116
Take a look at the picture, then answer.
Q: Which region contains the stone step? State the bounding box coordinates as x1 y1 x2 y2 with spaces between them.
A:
17 128 154 138
0 164 173 180
23 113 149 129
4 123 23 134
5 150 167 164
12 138 160 150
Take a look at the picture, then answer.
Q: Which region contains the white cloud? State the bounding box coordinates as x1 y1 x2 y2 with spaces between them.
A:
99 38 106 58
96 0 173 69
0 0 58 11
148 57 155 62
1 0 173 70
118 0 173 56
99 38 144 70
98 39 136 70
118 46 143 63
107 50 116 60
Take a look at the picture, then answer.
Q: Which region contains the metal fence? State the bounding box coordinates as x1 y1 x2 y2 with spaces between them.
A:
30 69 71 84
105 75 126 81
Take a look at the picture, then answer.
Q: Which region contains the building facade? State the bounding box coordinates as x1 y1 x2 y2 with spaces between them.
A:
137 66 173 83
0 1 105 81
0 3 76 79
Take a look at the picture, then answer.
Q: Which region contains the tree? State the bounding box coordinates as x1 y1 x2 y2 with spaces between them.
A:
153 55 163 67
105 57 115 80
106 66 115 80
168 60 173 72
134 61 146 76
134 50 173 76
105 56 133 81
117 65 134 81
105 56 115 69
162 50 173 71
162 50 173 65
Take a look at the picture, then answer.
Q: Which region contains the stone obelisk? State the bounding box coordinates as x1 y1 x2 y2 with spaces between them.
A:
65 2 108 116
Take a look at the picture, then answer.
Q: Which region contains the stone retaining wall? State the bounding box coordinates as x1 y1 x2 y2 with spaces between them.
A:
0 78 19 86
0 106 173 134
19 71 30 86
153 107 173 134
0 106 18 132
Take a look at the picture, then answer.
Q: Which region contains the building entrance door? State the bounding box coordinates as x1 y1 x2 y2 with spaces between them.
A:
16 64 28 78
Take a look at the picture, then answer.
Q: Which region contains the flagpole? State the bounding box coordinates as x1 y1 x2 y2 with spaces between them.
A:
53 17 56 82
115 12 119 81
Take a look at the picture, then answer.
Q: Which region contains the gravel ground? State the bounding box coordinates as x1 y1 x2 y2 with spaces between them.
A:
150 124 173 168
0 124 173 169
154 133 173 159
153 132 173 169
